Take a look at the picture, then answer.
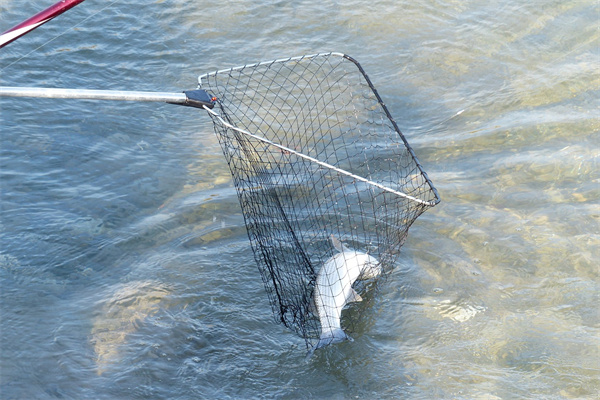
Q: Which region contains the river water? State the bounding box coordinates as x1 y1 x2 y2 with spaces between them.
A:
1 1 598 399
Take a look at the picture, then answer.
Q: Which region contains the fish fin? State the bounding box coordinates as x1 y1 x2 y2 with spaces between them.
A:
314 328 352 350
346 288 363 303
330 235 351 253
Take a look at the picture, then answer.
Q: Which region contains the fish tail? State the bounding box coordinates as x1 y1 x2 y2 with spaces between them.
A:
315 328 352 350
305 333 343 359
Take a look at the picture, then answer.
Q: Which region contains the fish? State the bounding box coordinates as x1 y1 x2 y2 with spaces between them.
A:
90 281 170 375
312 235 381 352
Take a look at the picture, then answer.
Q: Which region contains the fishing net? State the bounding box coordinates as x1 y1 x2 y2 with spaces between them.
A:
198 52 439 350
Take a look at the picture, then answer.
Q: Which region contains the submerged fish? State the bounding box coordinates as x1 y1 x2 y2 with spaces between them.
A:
90 281 170 375
312 236 381 351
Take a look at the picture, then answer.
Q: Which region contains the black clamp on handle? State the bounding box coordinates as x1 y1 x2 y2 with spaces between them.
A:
171 89 215 109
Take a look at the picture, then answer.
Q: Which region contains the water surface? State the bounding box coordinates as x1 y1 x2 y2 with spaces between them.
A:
1 1 598 398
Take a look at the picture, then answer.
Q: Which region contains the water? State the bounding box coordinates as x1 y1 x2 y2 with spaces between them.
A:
0 1 598 398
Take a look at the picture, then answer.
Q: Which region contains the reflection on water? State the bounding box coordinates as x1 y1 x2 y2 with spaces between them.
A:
1 0 598 398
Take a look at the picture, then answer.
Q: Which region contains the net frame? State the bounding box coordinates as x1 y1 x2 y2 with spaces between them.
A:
197 52 440 349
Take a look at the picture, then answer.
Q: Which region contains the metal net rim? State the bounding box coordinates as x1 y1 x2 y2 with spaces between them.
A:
198 52 346 82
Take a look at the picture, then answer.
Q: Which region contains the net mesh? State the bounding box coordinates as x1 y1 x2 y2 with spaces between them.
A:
198 53 439 350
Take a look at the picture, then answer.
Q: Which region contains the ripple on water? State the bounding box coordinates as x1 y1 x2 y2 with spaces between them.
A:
1 0 599 398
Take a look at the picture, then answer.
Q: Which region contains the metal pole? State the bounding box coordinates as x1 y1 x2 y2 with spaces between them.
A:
0 0 86 49
0 86 216 109
0 86 188 104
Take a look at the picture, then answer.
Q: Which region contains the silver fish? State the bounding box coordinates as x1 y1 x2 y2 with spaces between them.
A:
312 236 381 351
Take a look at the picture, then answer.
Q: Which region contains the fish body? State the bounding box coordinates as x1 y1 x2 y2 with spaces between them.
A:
313 237 381 350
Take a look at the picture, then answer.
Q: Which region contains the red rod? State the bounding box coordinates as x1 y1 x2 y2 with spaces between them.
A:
0 0 86 49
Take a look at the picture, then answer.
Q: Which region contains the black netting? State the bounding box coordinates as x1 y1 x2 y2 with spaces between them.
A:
198 53 439 350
